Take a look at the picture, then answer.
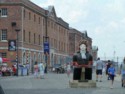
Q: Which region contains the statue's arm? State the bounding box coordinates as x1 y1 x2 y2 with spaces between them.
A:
88 55 93 67
73 55 78 66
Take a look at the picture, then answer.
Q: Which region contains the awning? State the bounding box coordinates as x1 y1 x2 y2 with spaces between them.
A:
11 60 17 63
0 57 11 63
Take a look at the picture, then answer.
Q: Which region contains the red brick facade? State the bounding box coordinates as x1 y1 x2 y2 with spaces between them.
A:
69 28 93 56
0 0 95 72
0 0 69 72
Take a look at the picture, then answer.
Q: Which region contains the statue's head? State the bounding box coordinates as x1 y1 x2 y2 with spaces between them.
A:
80 44 86 51
78 40 87 52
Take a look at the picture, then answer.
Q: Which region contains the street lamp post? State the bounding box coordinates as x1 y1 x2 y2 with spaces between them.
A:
43 36 49 73
43 12 50 73
15 29 20 76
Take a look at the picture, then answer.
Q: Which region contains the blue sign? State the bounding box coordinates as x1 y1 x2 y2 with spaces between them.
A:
44 42 49 54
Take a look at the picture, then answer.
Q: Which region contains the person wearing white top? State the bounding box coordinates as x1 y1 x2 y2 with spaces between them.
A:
39 62 45 79
66 63 71 77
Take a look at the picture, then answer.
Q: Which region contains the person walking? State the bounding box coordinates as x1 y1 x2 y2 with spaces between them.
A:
34 61 39 78
39 62 45 79
66 63 71 78
108 63 116 89
119 57 125 87
12 65 16 76
106 60 111 80
26 63 30 75
96 57 103 82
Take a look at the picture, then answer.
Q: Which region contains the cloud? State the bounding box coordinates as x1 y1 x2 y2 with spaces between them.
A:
121 18 125 24
107 21 118 31
67 11 88 23
106 0 124 13
109 21 118 28
37 0 89 24
30 0 125 59
94 27 103 34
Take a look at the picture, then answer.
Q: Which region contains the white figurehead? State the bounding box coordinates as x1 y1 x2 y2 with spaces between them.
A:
80 43 86 59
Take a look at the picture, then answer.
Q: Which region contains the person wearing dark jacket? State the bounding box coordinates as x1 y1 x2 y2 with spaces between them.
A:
106 60 111 80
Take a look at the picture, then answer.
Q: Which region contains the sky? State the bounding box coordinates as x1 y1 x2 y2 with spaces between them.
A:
30 0 125 62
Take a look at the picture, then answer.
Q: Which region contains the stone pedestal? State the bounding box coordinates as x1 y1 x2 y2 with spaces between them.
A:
69 80 96 88
80 67 85 81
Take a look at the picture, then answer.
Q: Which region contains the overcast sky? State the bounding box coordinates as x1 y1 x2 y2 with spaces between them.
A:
30 0 125 62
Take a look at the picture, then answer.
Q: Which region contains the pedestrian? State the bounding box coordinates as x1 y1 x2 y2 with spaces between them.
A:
106 60 111 80
108 63 116 89
26 63 30 75
12 65 16 76
96 57 103 82
39 62 45 79
34 61 39 78
66 63 71 78
119 57 125 87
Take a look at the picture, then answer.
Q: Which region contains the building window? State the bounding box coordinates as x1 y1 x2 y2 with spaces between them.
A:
43 18 45 26
23 9 25 19
1 8 8 17
0 29 7 41
34 15 36 22
39 17 40 24
39 35 40 45
29 12 31 20
1 53 7 58
38 53 41 62
51 22 53 28
23 30 25 42
34 33 35 44
29 32 30 43
23 52 26 64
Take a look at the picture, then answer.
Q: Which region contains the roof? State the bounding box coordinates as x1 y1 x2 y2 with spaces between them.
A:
92 46 98 51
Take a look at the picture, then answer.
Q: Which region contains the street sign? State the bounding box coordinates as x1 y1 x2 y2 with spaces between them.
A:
44 42 50 54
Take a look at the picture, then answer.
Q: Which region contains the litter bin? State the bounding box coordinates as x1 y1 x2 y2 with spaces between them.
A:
18 68 22 76
22 67 28 76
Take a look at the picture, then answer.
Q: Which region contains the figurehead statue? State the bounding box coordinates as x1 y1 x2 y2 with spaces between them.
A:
73 40 93 81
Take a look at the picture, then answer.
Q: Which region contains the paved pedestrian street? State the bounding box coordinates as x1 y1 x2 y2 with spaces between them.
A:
0 72 125 94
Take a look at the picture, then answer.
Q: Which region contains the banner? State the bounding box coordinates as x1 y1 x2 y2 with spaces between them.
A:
8 40 16 51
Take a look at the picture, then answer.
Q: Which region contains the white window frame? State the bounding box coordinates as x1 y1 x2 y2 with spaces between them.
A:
1 29 7 41
38 53 41 62
0 8 8 17
23 52 26 65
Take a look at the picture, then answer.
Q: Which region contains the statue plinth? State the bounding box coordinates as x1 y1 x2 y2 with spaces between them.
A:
80 67 85 81
69 80 96 88
70 67 96 88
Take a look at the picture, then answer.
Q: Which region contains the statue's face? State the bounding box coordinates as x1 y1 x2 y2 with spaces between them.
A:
80 44 86 51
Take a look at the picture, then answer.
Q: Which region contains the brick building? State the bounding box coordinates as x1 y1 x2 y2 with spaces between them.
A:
0 0 69 72
69 28 93 57
92 46 98 61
